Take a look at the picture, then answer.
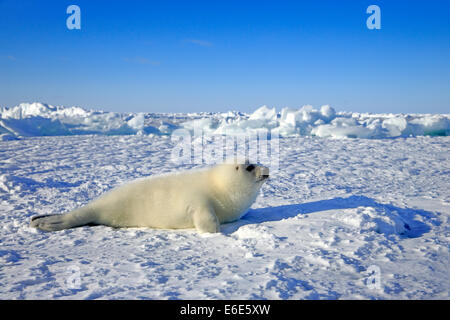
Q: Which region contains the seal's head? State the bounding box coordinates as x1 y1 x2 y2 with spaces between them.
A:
234 162 269 185
209 160 269 221
212 160 269 194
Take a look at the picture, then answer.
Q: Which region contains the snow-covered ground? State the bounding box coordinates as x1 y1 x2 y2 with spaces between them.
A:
0 131 449 299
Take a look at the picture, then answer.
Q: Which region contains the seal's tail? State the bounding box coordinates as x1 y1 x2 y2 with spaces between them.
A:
30 207 96 232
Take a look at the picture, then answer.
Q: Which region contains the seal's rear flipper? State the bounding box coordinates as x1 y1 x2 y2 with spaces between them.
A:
30 209 96 232
30 214 56 222
30 214 72 231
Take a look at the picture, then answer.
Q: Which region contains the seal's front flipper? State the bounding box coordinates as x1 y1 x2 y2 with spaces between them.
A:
193 205 220 233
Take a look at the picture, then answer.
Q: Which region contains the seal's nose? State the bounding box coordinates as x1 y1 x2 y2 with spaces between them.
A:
259 166 270 179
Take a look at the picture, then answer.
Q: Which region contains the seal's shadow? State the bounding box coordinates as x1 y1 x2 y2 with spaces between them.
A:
221 195 439 238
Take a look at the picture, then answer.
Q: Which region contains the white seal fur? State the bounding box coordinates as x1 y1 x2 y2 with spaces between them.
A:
30 161 269 233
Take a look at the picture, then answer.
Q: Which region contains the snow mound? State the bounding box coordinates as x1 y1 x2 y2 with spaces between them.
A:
232 225 283 255
1 102 449 140
0 102 163 138
182 104 450 138
336 207 410 237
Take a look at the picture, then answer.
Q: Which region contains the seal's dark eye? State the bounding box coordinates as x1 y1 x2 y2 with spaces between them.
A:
235 166 239 170
246 164 255 172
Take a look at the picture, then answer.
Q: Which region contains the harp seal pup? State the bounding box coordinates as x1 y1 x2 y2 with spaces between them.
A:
30 162 269 233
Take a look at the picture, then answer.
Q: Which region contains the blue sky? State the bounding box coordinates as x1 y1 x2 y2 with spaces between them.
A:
0 0 449 114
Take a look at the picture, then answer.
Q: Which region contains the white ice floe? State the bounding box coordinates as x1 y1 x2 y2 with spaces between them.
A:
0 102 449 140
0 134 448 299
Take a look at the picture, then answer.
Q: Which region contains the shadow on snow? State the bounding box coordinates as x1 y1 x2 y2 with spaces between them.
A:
223 195 439 238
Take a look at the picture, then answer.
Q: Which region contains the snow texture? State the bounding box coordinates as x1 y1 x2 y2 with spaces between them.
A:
0 131 449 299
1 102 449 140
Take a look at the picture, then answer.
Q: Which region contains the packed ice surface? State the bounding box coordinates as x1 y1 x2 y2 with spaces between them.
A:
1 102 449 140
0 133 449 299
0 102 198 140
